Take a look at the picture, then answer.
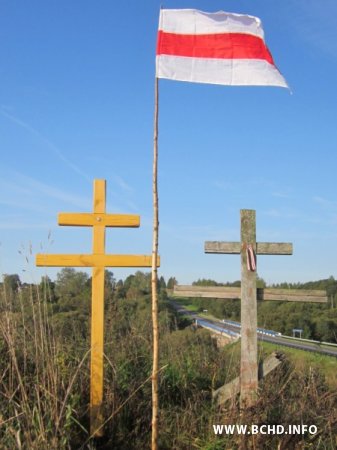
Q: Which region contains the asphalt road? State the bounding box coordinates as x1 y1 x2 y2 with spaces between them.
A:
169 299 337 358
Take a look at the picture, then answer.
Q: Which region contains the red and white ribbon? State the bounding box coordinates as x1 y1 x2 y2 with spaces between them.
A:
246 244 256 271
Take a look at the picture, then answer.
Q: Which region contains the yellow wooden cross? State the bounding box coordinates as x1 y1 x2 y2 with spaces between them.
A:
36 179 159 437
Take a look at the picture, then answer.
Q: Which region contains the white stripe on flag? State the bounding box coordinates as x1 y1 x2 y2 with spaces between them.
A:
159 9 264 39
156 55 288 87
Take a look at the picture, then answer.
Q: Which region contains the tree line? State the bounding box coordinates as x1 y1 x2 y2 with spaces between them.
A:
2 271 336 344
183 275 337 343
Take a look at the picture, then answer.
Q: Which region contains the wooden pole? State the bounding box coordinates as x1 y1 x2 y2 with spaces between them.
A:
240 209 258 408
151 76 159 450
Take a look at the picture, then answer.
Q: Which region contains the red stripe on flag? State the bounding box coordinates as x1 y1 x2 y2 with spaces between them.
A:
157 31 274 65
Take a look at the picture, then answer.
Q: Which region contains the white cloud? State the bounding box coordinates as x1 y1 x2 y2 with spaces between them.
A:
272 190 292 199
0 170 91 219
312 195 337 209
212 180 236 191
0 109 91 180
113 175 134 193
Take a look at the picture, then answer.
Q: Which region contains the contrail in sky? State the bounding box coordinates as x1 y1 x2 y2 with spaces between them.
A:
1 108 91 181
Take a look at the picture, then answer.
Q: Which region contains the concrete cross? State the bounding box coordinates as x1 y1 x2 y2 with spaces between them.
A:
204 209 292 407
174 209 327 408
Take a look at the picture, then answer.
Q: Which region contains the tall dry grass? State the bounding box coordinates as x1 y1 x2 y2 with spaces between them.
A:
0 275 336 449
0 279 89 449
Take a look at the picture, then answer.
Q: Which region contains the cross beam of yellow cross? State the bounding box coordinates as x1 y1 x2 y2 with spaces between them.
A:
36 179 159 437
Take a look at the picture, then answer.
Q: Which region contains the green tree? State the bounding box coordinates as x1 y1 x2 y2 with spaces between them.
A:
256 274 266 288
114 279 126 299
158 275 166 290
104 270 116 296
54 269 90 313
314 318 337 343
167 277 177 289
192 278 219 286
39 275 56 302
55 268 89 300
124 271 151 295
3 274 21 293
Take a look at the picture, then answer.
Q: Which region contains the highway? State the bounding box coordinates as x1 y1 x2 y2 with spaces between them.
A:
170 299 337 358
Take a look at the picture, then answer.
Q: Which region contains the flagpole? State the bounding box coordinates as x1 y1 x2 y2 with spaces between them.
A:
151 75 159 450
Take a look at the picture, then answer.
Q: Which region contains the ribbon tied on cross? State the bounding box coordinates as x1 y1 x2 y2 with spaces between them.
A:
246 244 256 272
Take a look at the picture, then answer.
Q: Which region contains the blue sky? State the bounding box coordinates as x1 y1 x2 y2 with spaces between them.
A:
1 0 337 285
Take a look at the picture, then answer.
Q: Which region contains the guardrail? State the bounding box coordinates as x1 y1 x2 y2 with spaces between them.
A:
281 334 337 347
196 319 240 339
222 319 281 337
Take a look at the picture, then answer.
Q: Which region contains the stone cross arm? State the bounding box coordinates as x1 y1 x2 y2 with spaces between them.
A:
173 285 328 303
205 241 293 255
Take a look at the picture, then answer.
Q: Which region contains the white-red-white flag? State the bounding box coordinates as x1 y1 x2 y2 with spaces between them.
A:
156 9 288 88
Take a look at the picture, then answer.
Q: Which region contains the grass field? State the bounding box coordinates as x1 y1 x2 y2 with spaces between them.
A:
260 341 337 389
174 298 337 389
